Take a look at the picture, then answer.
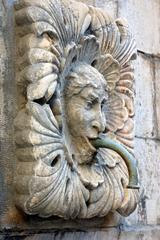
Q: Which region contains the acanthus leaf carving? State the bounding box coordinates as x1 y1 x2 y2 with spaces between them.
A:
14 0 139 219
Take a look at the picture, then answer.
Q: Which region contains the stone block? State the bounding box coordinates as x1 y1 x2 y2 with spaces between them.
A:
21 230 119 240
121 138 160 226
0 0 16 224
75 0 95 5
155 59 160 139
146 199 157 225
0 0 160 239
134 138 160 225
119 226 160 240
75 0 118 19
118 0 160 55
0 229 120 240
134 54 155 138
95 0 118 19
1 226 160 240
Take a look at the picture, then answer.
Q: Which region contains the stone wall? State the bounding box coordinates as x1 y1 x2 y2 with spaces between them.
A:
0 0 160 239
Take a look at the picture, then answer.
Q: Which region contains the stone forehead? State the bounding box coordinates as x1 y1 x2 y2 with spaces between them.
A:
71 63 106 88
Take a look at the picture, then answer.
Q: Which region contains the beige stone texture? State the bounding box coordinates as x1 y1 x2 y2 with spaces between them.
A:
134 138 160 225
94 0 118 19
155 59 160 139
134 54 155 138
118 0 160 55
119 137 160 227
75 0 118 19
119 226 160 240
13 0 138 220
0 0 160 239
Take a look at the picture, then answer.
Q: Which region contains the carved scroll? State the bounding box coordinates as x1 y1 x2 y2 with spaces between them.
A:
14 0 139 219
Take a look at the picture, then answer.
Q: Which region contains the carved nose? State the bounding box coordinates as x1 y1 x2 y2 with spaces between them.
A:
92 113 106 133
92 121 101 133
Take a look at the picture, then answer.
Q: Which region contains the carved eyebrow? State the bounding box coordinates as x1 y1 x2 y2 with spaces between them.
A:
81 93 99 102
88 93 99 100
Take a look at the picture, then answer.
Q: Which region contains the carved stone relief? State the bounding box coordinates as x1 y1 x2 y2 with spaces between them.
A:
14 0 139 219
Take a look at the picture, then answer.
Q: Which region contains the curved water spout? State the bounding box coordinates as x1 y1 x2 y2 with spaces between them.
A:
91 137 139 189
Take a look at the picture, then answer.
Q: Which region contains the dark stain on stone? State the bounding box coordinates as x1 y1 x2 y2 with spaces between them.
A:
3 237 26 240
138 195 148 224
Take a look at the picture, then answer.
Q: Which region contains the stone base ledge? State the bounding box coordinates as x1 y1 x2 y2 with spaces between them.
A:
0 225 160 240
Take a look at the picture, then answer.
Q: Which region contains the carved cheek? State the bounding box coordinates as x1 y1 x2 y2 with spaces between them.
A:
67 102 86 133
66 101 80 119
84 109 98 131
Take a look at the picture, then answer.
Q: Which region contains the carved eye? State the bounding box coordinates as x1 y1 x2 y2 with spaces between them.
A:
86 99 98 110
86 101 93 110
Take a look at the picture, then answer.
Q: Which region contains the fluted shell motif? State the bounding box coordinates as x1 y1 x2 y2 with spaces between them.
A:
14 0 139 219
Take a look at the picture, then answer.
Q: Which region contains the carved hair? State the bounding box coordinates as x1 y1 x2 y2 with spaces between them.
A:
64 63 106 99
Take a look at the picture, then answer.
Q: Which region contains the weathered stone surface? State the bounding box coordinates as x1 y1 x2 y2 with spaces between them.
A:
123 138 160 226
95 0 118 19
15 229 120 240
134 54 155 138
75 0 118 19
0 0 160 239
1 226 160 240
119 226 160 240
76 0 94 5
155 59 160 139
0 230 119 240
0 0 16 225
14 0 138 220
118 138 160 227
118 0 160 55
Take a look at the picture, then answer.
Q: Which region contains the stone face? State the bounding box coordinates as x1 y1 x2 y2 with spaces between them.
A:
118 0 160 54
13 0 138 220
0 0 160 239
